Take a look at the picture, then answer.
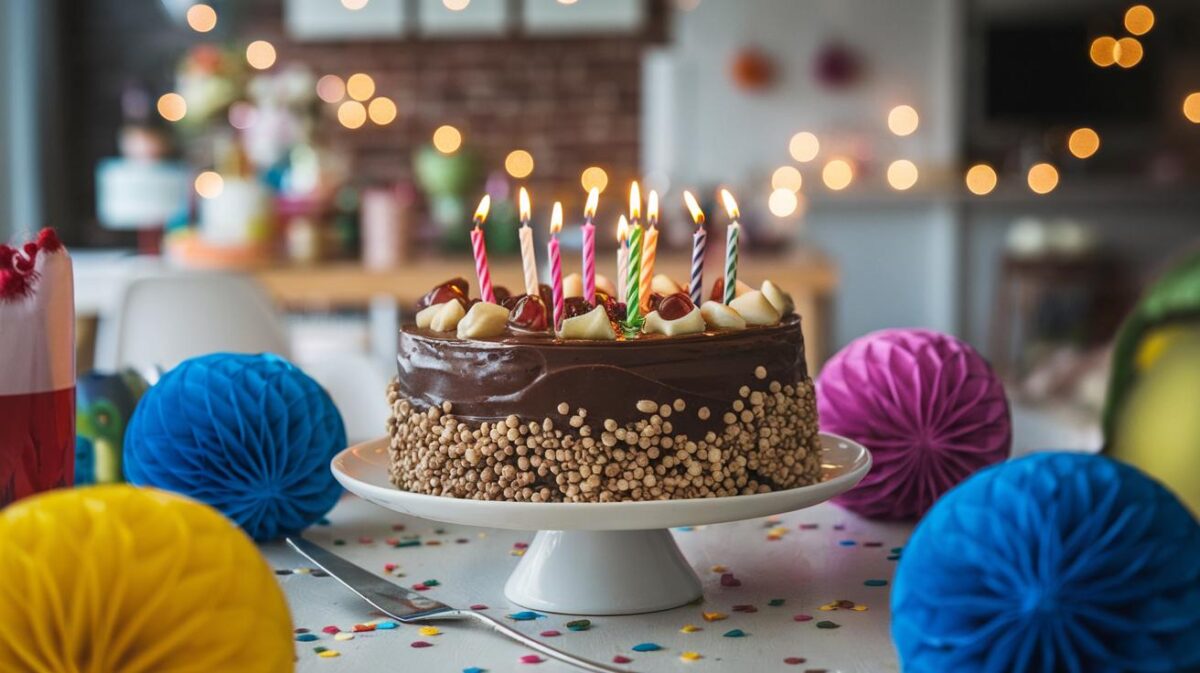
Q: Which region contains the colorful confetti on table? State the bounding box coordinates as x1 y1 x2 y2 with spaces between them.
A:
632 643 663 652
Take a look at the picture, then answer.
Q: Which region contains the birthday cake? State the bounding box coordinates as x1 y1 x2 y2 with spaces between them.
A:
386 187 822 502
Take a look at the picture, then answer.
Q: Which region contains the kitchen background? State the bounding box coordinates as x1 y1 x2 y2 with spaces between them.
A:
2 0 1198 446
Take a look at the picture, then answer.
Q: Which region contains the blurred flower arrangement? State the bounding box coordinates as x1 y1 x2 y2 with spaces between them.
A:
156 42 353 267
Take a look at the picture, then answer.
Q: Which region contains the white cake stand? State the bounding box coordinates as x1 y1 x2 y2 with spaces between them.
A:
331 433 870 616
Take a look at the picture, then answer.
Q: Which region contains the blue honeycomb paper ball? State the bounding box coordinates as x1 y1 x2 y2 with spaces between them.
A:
124 353 346 541
892 452 1200 673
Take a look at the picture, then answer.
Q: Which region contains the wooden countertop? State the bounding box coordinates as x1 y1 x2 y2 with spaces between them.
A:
253 249 838 311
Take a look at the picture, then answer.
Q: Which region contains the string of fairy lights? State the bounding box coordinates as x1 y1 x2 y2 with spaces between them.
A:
166 1 1199 212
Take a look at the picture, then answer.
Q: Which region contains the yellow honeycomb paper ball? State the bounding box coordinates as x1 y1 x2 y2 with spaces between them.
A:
0 485 293 673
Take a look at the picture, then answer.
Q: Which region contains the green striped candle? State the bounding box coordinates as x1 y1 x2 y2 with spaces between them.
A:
720 189 740 305
625 222 643 324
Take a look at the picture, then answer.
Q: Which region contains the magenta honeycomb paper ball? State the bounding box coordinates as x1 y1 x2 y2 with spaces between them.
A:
818 329 1011 520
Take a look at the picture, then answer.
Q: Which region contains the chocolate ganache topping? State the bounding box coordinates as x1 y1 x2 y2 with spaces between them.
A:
396 315 808 436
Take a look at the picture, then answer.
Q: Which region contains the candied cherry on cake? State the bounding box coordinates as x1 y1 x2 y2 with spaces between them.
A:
418 278 469 310
594 290 626 323
709 277 727 302
507 294 549 332
563 296 594 320
648 293 665 313
657 292 695 321
538 283 554 310
493 285 512 303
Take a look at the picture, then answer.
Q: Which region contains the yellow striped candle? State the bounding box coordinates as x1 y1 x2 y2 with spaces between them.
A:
639 189 659 312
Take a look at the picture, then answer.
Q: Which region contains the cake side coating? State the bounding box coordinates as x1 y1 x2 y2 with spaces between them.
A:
387 317 823 502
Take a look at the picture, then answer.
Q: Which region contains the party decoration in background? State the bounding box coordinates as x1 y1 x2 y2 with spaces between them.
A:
730 47 776 92
813 39 863 90
1111 330 1200 516
0 229 75 506
892 453 1200 673
817 328 1011 520
74 369 149 486
0 485 294 672
124 353 346 541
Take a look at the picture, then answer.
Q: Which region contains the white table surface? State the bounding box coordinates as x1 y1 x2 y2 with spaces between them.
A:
264 495 912 673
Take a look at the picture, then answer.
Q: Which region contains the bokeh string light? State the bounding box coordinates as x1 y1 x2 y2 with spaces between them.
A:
337 101 367 129
965 164 998 196
788 132 820 162
245 40 276 70
580 166 609 193
432 125 463 153
367 97 396 125
886 159 919 191
505 150 535 179
346 73 376 101
186 4 217 32
1068 127 1101 159
1027 163 1060 195
771 166 803 192
157 93 187 122
822 159 854 191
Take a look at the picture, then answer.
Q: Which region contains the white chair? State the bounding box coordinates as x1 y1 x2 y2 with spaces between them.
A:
95 271 389 443
97 272 291 377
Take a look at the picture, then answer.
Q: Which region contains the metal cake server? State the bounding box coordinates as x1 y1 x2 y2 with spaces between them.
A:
285 537 631 673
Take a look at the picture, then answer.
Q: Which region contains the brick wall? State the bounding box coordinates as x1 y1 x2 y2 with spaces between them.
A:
58 0 666 245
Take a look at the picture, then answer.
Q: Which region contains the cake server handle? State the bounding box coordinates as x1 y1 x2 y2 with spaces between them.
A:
450 610 633 673
285 537 633 673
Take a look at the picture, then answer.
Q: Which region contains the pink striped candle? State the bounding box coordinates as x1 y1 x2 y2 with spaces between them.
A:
470 195 495 303
582 187 599 305
548 202 565 330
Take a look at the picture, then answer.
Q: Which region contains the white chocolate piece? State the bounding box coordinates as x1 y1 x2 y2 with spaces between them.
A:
558 305 616 340
595 273 616 298
700 300 747 330
729 290 781 326
732 279 753 298
457 302 510 339
642 307 706 337
563 272 583 298
761 280 795 316
650 273 683 296
429 299 467 332
416 302 444 329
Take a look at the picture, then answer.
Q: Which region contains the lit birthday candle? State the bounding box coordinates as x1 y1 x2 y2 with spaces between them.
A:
616 215 630 302
683 190 706 306
582 187 599 305
639 190 659 312
548 202 565 330
470 194 495 303
720 189 740 305
625 182 643 325
517 187 539 297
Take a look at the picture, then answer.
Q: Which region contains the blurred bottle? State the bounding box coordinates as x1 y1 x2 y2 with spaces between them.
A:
361 181 417 270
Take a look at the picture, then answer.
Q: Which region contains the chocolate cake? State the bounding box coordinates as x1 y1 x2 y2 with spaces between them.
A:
386 286 822 502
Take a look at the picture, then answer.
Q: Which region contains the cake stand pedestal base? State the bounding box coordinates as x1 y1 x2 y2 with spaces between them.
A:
504 529 702 616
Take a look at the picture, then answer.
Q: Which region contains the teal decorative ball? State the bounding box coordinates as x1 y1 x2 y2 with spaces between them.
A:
124 353 346 540
892 452 1200 673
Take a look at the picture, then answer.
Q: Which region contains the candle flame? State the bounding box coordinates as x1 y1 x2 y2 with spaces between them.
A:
550 201 563 234
629 181 641 221
474 194 491 224
617 215 629 243
518 187 531 223
647 190 659 225
720 189 740 220
584 187 599 220
683 190 705 226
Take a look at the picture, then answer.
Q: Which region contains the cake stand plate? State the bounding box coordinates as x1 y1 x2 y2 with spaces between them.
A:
332 433 871 615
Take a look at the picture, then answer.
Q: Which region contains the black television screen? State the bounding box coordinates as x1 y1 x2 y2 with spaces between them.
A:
984 22 1159 125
